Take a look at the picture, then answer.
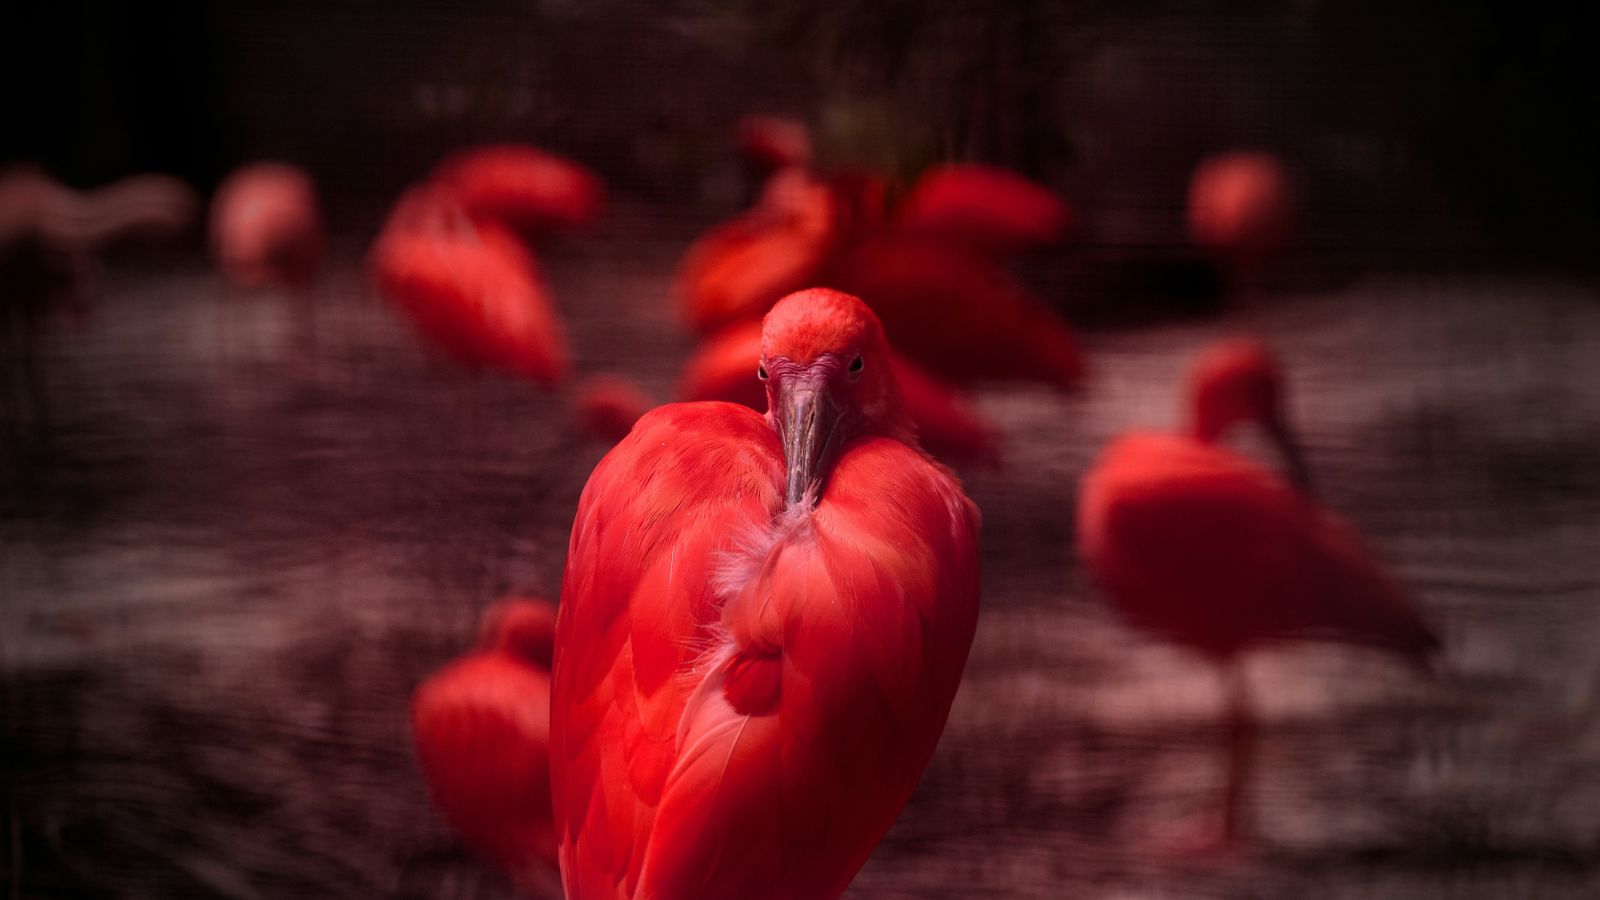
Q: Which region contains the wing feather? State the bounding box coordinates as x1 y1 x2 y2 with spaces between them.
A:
1079 432 1436 658
638 437 980 899
552 402 783 899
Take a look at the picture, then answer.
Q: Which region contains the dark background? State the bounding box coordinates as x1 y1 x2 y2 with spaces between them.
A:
5 1 1598 258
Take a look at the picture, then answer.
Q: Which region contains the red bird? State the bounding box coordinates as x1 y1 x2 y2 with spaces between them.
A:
573 374 654 444
831 236 1084 390
209 162 325 291
431 145 604 242
1076 339 1438 849
1187 152 1292 277
369 188 569 387
676 157 1082 391
894 163 1071 258
678 320 999 465
552 288 981 899
676 169 853 334
737 115 813 177
412 598 563 896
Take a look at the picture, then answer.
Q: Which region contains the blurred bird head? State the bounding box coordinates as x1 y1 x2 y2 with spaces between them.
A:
1188 338 1311 491
760 288 908 507
1187 151 1292 265
477 597 557 670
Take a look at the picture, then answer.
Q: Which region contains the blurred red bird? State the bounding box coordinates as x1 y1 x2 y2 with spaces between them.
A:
412 598 563 896
370 188 569 387
676 154 1082 390
431 145 604 242
1077 339 1438 848
552 288 981 899
894 163 1071 258
573 374 654 444
831 236 1084 390
737 115 813 176
1187 152 1292 276
676 169 853 334
678 320 999 465
209 162 325 291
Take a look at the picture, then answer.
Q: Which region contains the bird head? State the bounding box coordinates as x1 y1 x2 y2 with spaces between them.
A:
760 288 908 508
478 597 557 670
1188 338 1311 491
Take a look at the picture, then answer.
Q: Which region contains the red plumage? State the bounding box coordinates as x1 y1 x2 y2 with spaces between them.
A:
895 163 1071 258
675 154 1082 391
210 162 325 291
832 236 1084 390
552 289 981 899
574 375 655 444
1080 432 1436 660
369 188 570 387
676 170 841 333
736 115 813 175
1187 152 1292 270
431 145 605 240
412 599 561 892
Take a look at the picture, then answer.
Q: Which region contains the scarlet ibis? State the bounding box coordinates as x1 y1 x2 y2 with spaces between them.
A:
895 163 1071 258
676 152 1082 390
675 169 844 334
552 288 981 899
737 115 813 176
1187 152 1292 276
369 188 569 387
209 163 325 291
1076 338 1439 849
830 236 1084 389
430 145 604 242
412 598 562 894
678 320 999 465
736 115 813 204
573 374 654 444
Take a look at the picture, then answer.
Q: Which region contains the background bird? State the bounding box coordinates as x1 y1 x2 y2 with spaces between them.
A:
551 288 981 899
1187 152 1293 288
210 162 326 292
1076 338 1439 852
893 163 1072 259
429 145 604 244
369 186 570 387
412 597 563 898
675 137 1083 392
572 374 654 445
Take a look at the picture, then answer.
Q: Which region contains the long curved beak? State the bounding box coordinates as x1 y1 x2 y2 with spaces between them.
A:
775 374 843 508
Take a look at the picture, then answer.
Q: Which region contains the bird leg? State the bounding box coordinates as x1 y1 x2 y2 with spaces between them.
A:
1220 659 1254 848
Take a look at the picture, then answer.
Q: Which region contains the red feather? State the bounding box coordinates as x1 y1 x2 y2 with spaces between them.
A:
369 188 569 387
412 599 562 890
895 163 1070 258
431 145 605 240
1079 432 1437 660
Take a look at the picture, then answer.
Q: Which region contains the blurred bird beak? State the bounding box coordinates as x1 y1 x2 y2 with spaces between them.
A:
777 374 842 508
1266 417 1313 494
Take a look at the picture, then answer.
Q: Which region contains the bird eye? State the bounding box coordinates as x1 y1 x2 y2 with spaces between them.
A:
757 363 769 381
848 355 864 375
